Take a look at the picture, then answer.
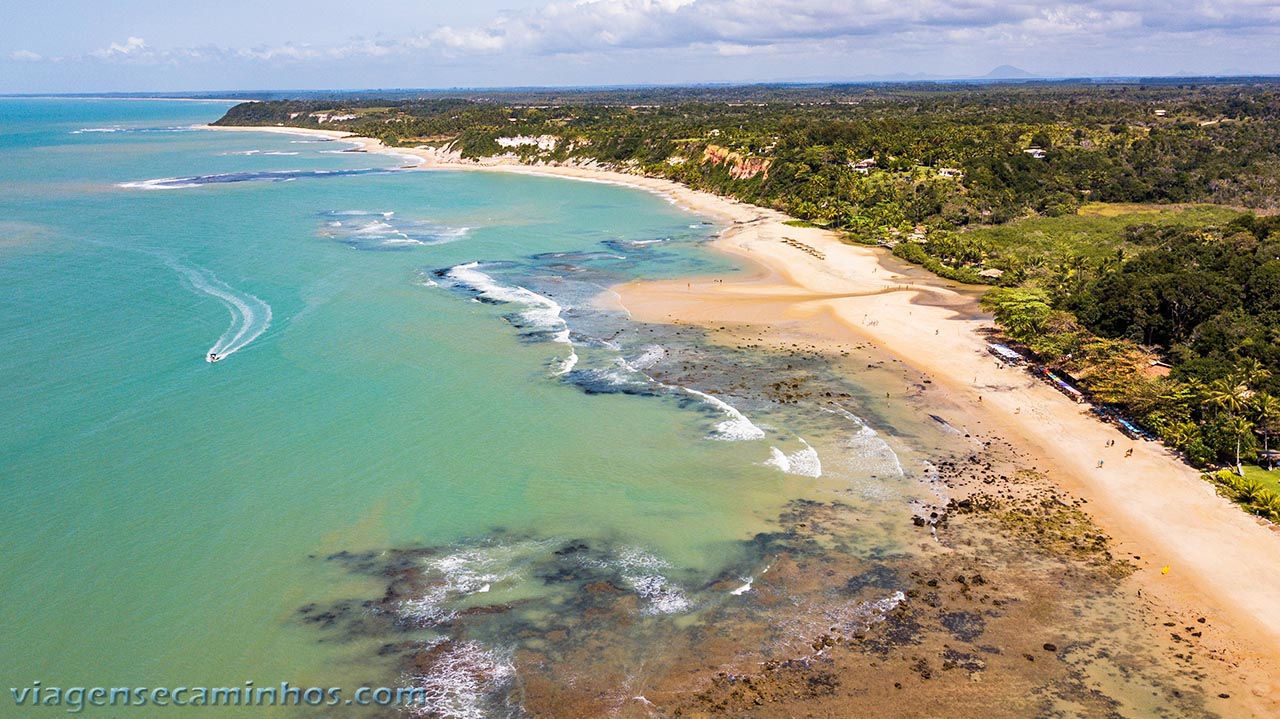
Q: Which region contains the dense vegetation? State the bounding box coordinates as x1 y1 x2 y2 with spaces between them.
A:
218 81 1280 475
217 80 1280 247
983 214 1280 469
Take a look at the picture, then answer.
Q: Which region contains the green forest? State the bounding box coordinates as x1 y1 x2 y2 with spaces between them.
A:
217 80 1280 495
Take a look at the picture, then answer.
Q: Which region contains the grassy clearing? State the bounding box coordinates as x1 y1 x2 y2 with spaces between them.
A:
1241 464 1280 494
1208 467 1280 523
961 203 1243 266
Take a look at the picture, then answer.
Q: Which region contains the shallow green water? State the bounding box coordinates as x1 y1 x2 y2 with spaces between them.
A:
1 100 936 715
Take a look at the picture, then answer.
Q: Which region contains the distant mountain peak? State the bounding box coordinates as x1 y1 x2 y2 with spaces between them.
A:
985 65 1035 79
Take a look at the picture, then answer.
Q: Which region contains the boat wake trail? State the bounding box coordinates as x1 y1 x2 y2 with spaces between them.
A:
167 259 272 362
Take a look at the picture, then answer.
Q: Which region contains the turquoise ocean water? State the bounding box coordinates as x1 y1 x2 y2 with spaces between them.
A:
0 100 927 716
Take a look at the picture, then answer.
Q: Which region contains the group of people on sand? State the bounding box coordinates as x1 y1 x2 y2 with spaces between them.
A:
1098 440 1135 467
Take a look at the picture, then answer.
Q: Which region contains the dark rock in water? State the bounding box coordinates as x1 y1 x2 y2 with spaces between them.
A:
860 604 923 655
554 541 590 556
584 581 623 595
561 368 658 396
940 647 986 672
940 611 986 642
377 641 417 657
457 604 513 618
844 566 900 595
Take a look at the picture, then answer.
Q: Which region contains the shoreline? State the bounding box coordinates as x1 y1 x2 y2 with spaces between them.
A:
206 123 1280 704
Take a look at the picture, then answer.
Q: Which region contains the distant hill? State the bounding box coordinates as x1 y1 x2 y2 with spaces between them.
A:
985 65 1035 79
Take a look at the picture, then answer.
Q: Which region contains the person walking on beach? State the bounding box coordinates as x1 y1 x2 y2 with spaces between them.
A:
1097 459 1104 468
1125 448 1133 458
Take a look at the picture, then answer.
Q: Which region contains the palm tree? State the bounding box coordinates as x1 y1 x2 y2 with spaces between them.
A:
1234 358 1272 389
1253 392 1280 469
1253 490 1280 522
1165 420 1200 450
1237 477 1267 504
1157 380 1199 416
1204 377 1249 419
1227 415 1255 476
1184 377 1208 404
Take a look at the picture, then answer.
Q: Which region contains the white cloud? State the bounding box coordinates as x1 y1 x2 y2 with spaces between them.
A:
713 42 754 56
9 50 42 62
93 36 149 59
60 1 1280 74
429 27 508 52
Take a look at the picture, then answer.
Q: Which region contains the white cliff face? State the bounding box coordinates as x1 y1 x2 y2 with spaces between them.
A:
311 112 360 123
495 135 559 151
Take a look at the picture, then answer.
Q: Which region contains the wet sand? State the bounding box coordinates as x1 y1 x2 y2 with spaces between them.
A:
608 203 1280 708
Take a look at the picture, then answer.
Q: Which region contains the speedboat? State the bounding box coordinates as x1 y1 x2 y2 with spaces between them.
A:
207 352 221 363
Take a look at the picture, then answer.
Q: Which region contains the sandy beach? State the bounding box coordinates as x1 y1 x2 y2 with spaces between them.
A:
210 123 1280 709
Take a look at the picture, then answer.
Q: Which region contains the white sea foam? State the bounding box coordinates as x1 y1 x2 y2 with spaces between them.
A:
772 590 910 658
72 125 195 135
763 438 822 477
628 574 693 614
822 405 905 477
445 262 571 345
552 348 579 376
398 543 534 627
166 259 272 363
626 345 667 371
845 591 907 630
404 640 519 719
120 168 389 191
120 177 202 190
785 439 823 477
322 212 467 249
609 547 693 615
575 547 692 615
680 387 765 441
764 447 790 472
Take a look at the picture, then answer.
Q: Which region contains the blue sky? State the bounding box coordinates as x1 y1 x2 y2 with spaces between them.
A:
3 0 1279 92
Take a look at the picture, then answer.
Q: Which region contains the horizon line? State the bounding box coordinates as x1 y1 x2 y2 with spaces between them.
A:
5 73 1280 100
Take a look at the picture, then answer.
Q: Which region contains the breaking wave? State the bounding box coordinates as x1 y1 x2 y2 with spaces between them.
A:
404 640 520 719
764 438 823 477
71 125 197 135
118 168 394 190
321 211 469 251
680 387 765 441
439 262 571 346
822 405 905 477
